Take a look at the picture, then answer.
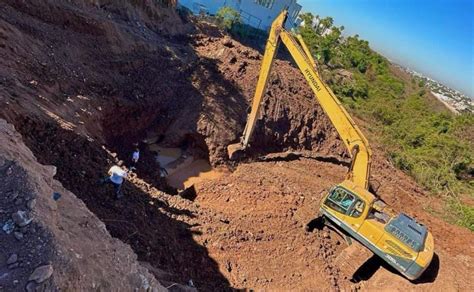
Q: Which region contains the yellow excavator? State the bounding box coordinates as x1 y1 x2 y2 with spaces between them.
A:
227 10 434 280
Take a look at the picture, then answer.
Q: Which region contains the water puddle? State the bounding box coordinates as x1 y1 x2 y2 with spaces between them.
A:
149 144 182 166
147 143 224 190
167 159 223 189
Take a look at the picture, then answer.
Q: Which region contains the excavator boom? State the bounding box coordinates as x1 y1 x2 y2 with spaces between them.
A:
228 10 372 190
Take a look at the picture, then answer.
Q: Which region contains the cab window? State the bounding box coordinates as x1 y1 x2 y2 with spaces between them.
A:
349 200 365 218
325 188 364 217
326 188 355 214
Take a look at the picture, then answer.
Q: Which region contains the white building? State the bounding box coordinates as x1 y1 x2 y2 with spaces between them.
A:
179 0 302 31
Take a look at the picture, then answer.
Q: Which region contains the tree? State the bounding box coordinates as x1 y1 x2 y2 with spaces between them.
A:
216 6 240 31
299 12 313 28
317 16 334 35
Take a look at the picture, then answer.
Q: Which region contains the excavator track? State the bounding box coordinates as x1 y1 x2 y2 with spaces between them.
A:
334 239 373 280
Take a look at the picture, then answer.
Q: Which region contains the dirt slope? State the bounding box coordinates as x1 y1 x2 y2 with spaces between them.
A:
0 0 344 165
0 119 166 291
192 34 346 160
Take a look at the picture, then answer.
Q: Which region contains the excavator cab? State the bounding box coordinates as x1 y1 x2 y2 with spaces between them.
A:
228 9 434 280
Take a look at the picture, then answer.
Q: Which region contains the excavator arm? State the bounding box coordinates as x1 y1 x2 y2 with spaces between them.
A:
228 10 372 190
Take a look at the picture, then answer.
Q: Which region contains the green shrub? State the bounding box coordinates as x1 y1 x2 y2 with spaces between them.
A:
449 199 474 231
216 6 240 31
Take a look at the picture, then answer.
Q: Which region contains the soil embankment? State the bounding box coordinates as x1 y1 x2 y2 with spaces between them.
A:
0 119 165 291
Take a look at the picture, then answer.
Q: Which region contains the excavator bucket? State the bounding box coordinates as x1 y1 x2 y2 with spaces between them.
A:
227 143 245 160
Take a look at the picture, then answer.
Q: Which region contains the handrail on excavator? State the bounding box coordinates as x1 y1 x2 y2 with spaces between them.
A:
227 10 372 190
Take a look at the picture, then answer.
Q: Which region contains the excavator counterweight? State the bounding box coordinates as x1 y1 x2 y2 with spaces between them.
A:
228 10 434 280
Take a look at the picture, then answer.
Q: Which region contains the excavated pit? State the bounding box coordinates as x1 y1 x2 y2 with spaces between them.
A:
0 7 346 286
11 114 232 290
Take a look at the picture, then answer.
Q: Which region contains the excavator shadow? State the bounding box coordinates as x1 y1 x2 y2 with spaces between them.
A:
352 253 439 284
305 216 325 232
352 255 383 283
412 253 439 284
257 152 351 168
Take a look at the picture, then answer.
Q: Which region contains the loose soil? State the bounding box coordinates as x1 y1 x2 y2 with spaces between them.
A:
0 0 472 291
0 119 166 291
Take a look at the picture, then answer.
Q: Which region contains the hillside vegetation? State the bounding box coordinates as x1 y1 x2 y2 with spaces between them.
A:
298 13 474 230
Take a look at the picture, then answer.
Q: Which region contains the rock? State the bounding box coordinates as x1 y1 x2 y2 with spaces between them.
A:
25 281 37 292
7 254 18 265
222 37 234 48
52 193 61 201
27 199 37 210
10 191 19 201
219 218 230 224
28 264 53 283
50 166 57 177
13 279 19 285
12 210 32 227
8 262 19 269
322 231 330 239
14 231 24 240
2 219 15 234
15 198 23 205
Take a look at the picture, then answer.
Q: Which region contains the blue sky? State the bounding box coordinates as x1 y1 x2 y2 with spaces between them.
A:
298 0 474 97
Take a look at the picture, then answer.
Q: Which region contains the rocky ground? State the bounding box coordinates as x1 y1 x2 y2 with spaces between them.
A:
0 119 166 291
0 0 473 291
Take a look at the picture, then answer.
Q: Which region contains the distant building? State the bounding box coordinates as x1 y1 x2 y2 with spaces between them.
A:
178 0 302 31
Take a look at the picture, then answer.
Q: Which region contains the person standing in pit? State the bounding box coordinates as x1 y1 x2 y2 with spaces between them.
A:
130 146 140 171
101 164 128 199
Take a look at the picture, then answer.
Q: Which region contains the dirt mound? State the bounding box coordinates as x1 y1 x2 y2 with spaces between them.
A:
0 0 195 141
0 119 165 291
191 34 346 162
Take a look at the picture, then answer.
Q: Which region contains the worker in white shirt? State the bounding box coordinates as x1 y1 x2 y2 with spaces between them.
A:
101 164 128 199
130 147 140 171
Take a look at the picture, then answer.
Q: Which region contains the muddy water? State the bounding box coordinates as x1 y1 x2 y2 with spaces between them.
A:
148 144 224 190
149 144 182 166
167 159 224 189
